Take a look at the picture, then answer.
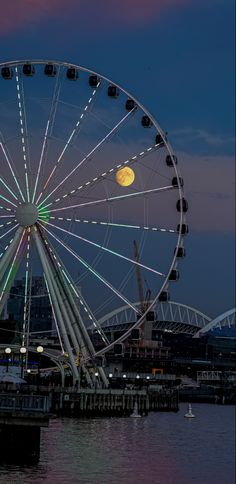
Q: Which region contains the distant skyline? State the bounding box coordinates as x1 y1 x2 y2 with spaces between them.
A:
0 0 235 317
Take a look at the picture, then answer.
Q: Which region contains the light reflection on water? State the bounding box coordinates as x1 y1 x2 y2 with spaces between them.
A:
0 404 235 484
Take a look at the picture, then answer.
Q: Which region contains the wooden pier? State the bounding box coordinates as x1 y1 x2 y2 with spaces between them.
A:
0 394 50 462
50 387 179 417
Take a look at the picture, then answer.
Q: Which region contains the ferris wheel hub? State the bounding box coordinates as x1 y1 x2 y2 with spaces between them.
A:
15 203 38 227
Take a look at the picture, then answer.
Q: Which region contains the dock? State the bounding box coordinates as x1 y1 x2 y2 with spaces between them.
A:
50 387 179 416
0 393 50 462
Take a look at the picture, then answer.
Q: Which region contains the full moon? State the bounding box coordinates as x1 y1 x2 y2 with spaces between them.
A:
116 167 135 187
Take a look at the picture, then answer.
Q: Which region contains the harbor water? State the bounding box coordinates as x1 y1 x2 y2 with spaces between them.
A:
0 403 235 484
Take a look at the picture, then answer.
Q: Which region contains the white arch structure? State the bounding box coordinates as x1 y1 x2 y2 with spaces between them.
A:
97 301 212 335
194 308 236 338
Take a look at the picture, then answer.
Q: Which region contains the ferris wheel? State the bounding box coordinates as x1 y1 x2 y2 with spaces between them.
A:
0 59 188 386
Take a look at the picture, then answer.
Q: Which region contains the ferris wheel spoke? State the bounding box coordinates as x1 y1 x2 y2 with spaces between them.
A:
45 185 174 214
0 215 15 219
32 120 50 204
22 228 31 347
40 224 141 315
40 142 162 210
0 236 15 257
38 109 136 208
33 67 64 204
0 221 15 231
0 223 19 241
15 67 31 202
43 215 177 234
0 173 18 201
0 138 25 202
0 194 17 208
0 221 16 250
40 81 102 195
39 220 166 277
0 205 15 214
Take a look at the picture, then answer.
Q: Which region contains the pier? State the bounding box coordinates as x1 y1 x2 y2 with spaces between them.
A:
0 393 50 462
49 387 179 417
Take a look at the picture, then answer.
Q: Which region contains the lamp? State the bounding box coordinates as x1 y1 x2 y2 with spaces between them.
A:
5 347 12 372
20 346 27 378
36 345 44 353
36 346 44 390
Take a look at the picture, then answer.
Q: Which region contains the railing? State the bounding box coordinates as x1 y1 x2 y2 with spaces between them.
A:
0 394 49 413
107 372 176 380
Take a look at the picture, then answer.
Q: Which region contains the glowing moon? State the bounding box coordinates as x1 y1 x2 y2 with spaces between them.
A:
116 167 135 187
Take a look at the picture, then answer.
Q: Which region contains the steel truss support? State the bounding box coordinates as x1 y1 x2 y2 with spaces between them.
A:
33 226 108 388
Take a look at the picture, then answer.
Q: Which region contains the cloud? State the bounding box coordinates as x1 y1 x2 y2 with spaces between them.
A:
171 127 235 147
0 0 188 35
180 152 235 232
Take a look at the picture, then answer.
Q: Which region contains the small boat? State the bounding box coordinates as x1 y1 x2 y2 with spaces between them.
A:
184 403 195 418
131 401 142 418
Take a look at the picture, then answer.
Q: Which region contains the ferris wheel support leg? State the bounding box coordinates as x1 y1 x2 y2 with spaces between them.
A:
68 306 109 388
53 267 109 388
57 297 94 388
75 311 109 388
48 275 93 388
56 360 65 388
0 227 23 286
0 228 24 316
40 233 107 387
33 227 79 384
40 238 94 387
55 276 109 387
46 245 109 346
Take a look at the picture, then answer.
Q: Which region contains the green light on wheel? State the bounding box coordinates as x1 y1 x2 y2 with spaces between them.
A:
38 206 50 224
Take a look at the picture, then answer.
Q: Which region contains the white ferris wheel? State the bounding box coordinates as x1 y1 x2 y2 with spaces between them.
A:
0 60 188 386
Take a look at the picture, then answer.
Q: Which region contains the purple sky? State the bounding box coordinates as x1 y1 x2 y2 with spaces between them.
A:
0 0 235 317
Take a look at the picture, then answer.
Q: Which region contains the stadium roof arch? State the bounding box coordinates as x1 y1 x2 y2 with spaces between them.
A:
97 301 212 336
194 308 236 338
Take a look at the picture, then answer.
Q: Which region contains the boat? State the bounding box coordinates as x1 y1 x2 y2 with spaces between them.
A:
131 401 142 418
184 403 195 418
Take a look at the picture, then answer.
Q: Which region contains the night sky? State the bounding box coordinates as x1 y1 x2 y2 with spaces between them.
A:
0 0 235 318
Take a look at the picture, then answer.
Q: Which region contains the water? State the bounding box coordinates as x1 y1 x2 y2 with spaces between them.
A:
0 404 235 484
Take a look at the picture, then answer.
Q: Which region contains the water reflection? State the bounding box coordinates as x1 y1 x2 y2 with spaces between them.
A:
0 404 234 484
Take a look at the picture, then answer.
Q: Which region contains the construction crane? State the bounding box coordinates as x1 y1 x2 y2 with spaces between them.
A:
133 240 151 314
